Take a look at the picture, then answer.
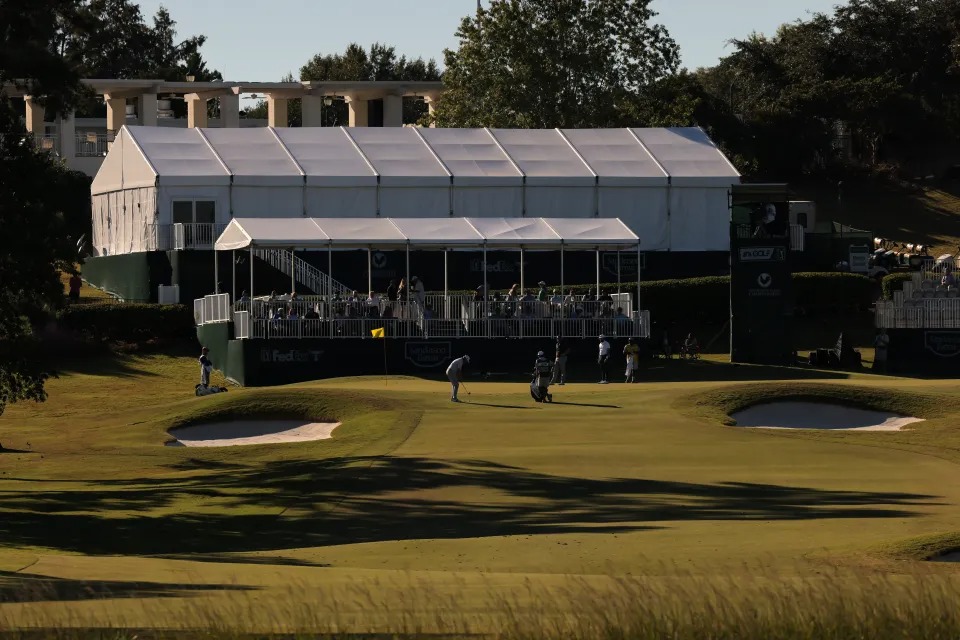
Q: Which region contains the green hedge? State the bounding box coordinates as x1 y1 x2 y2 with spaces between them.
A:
881 272 914 300
58 303 195 343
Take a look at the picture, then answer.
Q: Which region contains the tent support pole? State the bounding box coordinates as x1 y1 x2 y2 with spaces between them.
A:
214 248 219 295
520 247 525 293
327 244 332 299
637 243 642 334
560 244 565 313
483 244 488 338
367 248 372 295
444 248 448 317
232 250 236 304
249 245 254 301
405 242 411 323
617 250 621 298
290 247 295 295
595 249 600 299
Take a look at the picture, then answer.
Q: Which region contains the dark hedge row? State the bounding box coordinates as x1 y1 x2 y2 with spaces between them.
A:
57 303 195 343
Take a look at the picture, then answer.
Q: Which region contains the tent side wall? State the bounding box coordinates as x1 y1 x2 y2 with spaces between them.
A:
306 186 378 217
452 187 523 217
598 187 670 251
230 186 303 217
669 187 731 251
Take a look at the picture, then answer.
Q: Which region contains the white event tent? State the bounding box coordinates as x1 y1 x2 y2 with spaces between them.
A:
91 125 740 257
215 216 640 301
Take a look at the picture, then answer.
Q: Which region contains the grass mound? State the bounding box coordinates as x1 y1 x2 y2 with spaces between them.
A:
683 383 946 427
876 531 960 561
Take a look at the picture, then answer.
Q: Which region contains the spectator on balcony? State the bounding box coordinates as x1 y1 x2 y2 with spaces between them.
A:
521 289 536 316
550 288 562 307
239 290 250 303
347 290 363 318
304 307 320 320
367 291 381 318
268 290 278 303
424 304 436 320
537 281 548 302
382 305 395 320
387 279 399 302
287 307 299 321
412 276 427 310
942 267 956 288
598 289 614 317
67 273 82 303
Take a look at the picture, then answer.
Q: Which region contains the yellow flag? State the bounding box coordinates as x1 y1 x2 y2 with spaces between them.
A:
370 327 385 339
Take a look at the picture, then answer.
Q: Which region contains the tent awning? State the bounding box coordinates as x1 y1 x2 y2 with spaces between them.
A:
216 217 640 251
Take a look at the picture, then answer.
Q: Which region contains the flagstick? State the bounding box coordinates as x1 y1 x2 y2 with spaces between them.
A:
383 334 388 386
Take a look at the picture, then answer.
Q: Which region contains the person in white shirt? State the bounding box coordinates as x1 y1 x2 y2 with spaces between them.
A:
597 334 611 384
445 355 470 402
411 276 427 314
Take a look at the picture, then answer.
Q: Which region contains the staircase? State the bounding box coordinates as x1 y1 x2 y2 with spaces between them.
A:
254 249 352 297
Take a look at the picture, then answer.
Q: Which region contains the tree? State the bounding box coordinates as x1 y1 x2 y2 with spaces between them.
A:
1 0 88 429
299 43 441 126
432 0 679 128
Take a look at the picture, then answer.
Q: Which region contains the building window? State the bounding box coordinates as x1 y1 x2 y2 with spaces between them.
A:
173 200 216 224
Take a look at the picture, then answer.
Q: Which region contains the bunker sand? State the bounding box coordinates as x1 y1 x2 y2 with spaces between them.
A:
168 420 341 447
733 401 923 431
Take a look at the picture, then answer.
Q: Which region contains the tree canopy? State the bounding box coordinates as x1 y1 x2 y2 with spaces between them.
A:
432 0 680 128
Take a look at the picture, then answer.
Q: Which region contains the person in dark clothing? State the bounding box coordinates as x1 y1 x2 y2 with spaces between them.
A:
386 280 399 302
199 347 214 387
552 337 571 385
68 273 82 303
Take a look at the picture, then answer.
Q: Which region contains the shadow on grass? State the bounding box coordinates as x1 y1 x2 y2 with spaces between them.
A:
152 553 329 567
635 359 852 383
0 570 251 604
0 457 938 556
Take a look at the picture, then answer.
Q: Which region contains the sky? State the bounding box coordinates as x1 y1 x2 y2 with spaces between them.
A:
133 0 846 82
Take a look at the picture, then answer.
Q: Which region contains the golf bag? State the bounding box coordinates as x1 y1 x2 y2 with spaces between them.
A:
530 358 554 403
195 383 228 397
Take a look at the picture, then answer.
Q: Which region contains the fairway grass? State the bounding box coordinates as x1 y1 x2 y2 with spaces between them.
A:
1 354 959 636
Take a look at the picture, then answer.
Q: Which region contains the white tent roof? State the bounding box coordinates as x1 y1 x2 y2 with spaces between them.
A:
216 217 639 251
94 125 739 196
630 128 739 187
272 128 377 187
489 129 595 187
344 128 449 188
418 128 523 187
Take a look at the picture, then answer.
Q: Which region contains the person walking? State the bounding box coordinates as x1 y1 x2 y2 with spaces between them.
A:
553 336 570 385
199 347 214 388
597 334 611 384
623 337 640 383
873 329 890 372
446 354 470 402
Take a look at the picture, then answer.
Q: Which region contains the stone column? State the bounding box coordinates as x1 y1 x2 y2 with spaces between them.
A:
424 93 442 128
23 96 45 133
59 110 76 162
302 95 324 127
104 95 126 134
187 96 208 128
267 96 288 127
383 94 403 127
138 94 158 126
220 94 240 128
345 94 368 127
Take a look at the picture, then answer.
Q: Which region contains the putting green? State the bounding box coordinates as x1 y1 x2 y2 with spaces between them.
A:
1 354 959 633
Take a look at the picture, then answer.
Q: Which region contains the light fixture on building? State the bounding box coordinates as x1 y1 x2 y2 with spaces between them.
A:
185 74 195 82
323 96 333 107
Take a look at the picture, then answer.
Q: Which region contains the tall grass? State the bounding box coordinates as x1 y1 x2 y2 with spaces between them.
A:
2 563 959 639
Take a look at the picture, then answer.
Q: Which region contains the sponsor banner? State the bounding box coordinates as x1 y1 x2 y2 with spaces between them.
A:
404 341 452 368
260 348 324 363
738 246 786 262
924 331 960 358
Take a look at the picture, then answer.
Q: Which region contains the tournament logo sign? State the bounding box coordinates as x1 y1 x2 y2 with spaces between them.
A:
404 341 452 368
738 247 786 262
260 348 324 363
924 331 960 358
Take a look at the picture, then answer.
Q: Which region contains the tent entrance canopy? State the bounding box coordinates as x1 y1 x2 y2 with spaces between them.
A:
215 217 640 251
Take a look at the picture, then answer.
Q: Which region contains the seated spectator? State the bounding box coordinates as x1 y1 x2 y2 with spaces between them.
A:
942 267 956 288
598 289 613 303
304 307 320 320
614 307 628 319
424 304 435 320
366 291 381 313
382 305 395 320
287 307 299 320
549 289 563 306
271 307 285 320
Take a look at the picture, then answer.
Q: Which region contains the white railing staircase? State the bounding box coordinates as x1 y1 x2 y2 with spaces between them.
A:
254 249 353 297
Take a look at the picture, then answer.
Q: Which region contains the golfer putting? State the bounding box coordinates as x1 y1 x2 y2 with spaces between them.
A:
446 354 470 402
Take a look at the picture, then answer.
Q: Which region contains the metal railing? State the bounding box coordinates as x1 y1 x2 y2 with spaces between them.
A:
876 299 960 329
75 132 112 157
790 224 805 251
253 249 352 298
174 223 228 250
194 293 231 325
234 310 250 338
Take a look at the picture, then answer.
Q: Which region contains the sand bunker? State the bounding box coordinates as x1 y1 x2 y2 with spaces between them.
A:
167 420 340 447
732 402 923 431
